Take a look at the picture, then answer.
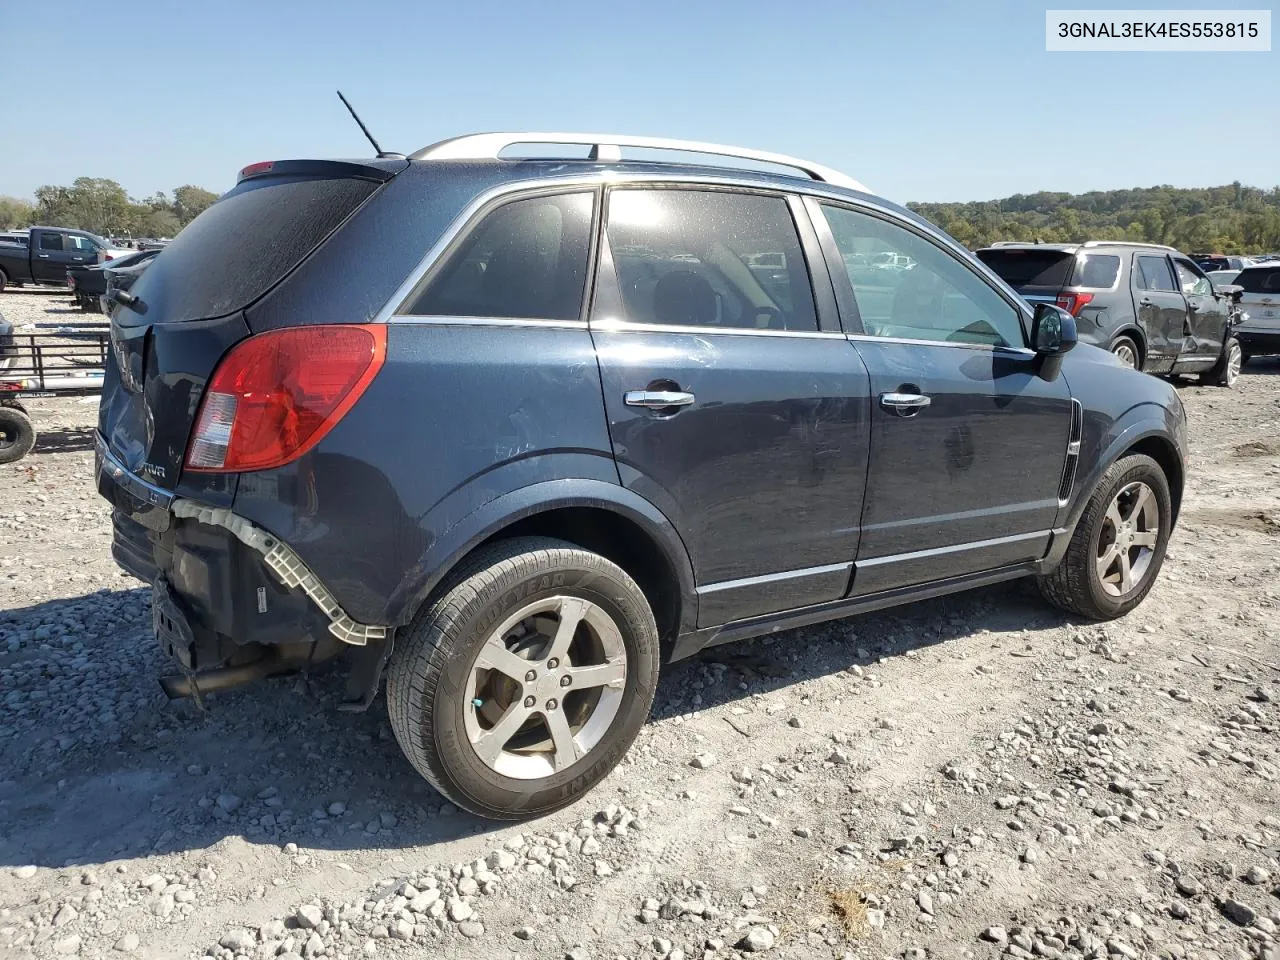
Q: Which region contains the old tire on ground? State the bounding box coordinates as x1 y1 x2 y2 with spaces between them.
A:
1200 336 1242 387
0 405 36 464
1110 336 1139 369
386 536 660 820
1036 453 1171 621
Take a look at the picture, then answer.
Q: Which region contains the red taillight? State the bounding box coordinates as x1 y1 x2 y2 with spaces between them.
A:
238 160 275 181
104 253 114 262
185 325 387 473
1056 292 1094 317
67 276 75 289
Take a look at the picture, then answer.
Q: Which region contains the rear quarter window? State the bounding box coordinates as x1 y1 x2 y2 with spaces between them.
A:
1069 254 1119 288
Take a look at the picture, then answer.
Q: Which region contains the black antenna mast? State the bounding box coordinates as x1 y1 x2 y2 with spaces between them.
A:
336 90 402 159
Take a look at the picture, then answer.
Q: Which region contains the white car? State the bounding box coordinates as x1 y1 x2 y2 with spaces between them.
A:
1207 269 1240 289
1233 263 1280 363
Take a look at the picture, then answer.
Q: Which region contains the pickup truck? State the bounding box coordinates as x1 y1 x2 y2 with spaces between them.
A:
0 227 129 292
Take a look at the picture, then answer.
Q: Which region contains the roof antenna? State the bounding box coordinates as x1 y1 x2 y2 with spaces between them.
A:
336 90 404 159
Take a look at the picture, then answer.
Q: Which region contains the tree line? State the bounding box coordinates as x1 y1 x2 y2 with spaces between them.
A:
909 182 1280 254
0 178 220 239
4 177 1279 255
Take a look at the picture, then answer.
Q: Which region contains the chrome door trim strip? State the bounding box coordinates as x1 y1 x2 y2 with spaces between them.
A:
844 333 1037 357
857 530 1050 568
590 317 848 340
697 561 852 595
386 315 589 330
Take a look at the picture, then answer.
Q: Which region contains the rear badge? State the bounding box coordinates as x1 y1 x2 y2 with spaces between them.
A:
257 587 268 614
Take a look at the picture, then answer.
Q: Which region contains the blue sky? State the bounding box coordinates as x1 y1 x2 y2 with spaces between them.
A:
4 1 1275 204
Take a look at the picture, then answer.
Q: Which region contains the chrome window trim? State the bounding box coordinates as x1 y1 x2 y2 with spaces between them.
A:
373 170 1011 327
844 332 1036 357
590 317 847 340
697 561 852 595
386 315 589 330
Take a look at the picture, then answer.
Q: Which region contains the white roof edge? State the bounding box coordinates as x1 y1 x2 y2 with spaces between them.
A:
411 132 869 193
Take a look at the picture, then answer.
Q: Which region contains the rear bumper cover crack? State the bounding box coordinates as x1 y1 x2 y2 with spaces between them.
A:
170 499 387 647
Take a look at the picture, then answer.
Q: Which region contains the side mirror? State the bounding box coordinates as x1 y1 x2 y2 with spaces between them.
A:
1031 303 1077 381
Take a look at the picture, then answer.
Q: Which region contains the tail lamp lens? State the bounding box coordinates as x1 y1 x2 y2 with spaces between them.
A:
185 325 386 473
1056 292 1094 316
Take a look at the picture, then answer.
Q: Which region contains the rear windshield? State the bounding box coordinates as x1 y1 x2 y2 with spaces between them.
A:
1236 267 1280 294
129 174 379 323
976 249 1074 288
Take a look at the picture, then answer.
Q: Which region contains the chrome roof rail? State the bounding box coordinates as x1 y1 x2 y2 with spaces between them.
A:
1081 240 1177 252
410 132 869 193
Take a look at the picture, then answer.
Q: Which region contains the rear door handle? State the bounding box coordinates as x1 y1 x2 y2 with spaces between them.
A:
1139 297 1153 306
880 392 931 416
624 390 695 409
38 254 50 258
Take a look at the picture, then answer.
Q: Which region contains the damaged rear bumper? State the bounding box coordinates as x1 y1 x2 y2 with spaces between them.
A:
96 432 387 665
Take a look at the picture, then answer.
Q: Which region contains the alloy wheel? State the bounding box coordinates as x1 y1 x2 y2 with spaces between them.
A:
463 595 628 780
1112 343 1137 369
1226 341 1242 384
1095 481 1160 597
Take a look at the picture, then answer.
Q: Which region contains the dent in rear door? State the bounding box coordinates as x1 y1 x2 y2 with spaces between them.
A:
1131 254 1186 368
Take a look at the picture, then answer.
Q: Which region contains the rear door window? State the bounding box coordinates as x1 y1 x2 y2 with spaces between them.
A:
602 188 818 332
1069 254 1120 288
1135 255 1177 292
404 192 594 321
1236 267 1280 294
39 232 64 251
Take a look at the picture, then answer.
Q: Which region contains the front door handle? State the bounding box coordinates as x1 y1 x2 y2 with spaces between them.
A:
624 390 695 409
38 254 50 258
880 392 931 417
1139 297 1153 306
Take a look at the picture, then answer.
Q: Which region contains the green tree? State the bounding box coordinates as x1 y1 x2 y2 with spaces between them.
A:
0 195 34 229
172 185 219 226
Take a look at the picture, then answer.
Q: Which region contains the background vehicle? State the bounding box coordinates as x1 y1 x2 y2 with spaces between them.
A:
96 134 1188 820
1232 262 1280 361
1206 269 1241 289
68 249 160 312
976 241 1241 384
0 226 129 292
1193 253 1254 272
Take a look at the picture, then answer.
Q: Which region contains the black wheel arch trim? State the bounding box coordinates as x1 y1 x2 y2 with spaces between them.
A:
386 478 699 640
1041 412 1184 572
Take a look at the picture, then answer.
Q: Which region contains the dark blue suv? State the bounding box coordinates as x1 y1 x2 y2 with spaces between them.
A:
96 134 1188 819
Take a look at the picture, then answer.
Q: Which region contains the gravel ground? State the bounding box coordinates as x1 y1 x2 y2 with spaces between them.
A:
2 286 1279 960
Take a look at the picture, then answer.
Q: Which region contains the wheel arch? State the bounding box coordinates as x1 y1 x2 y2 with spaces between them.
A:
1110 326 1147 367
387 480 698 656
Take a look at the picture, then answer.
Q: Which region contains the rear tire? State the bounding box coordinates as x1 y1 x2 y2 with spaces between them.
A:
0 406 36 464
1200 336 1242 387
1036 454 1171 620
386 536 660 820
0 268 8 293
1110 336 1139 370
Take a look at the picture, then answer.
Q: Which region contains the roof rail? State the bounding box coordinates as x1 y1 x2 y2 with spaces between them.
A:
1082 240 1177 252
410 132 869 193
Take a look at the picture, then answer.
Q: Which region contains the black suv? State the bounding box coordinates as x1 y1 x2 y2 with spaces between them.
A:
976 241 1242 385
96 134 1188 819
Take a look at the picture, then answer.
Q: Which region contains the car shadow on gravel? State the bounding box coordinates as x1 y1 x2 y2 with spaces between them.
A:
32 426 97 455
0 580 1072 869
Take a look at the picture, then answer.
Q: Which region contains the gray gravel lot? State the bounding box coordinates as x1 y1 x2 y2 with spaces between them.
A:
1 287 1278 960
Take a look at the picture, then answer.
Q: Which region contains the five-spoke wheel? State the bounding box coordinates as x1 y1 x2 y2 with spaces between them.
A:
386 537 659 820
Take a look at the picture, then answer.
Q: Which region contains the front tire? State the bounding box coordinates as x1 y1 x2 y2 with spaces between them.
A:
386 537 660 820
1036 454 1171 620
0 405 36 464
1200 336 1242 387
